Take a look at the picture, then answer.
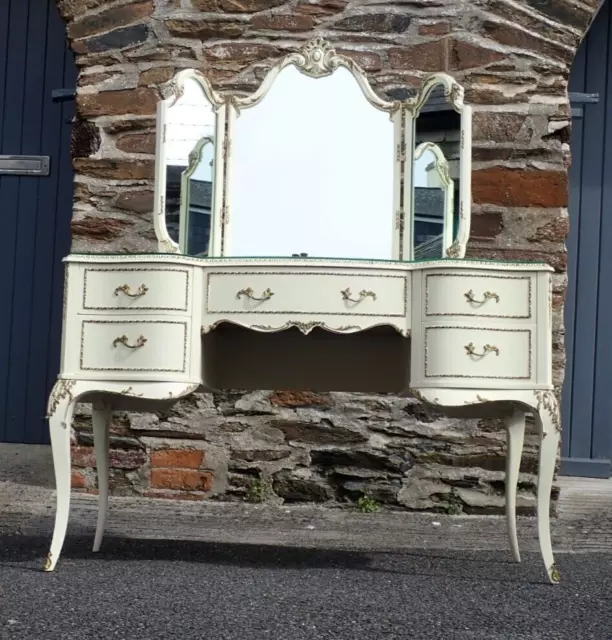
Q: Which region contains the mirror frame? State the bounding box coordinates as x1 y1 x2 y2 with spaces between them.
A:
179 135 215 255
221 37 406 259
153 69 226 254
153 38 472 261
413 141 455 256
407 74 472 260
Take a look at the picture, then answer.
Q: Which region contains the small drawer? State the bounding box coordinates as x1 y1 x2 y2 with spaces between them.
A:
81 267 191 313
206 271 408 317
424 272 532 320
78 319 189 373
424 325 533 380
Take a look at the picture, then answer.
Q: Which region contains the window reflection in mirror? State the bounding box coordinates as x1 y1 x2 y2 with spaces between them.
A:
229 65 395 260
164 77 215 251
180 137 214 257
413 84 460 259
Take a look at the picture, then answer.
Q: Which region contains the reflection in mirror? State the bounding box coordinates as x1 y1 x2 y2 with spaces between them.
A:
179 137 214 256
413 143 453 259
413 83 460 259
164 76 216 248
228 64 396 260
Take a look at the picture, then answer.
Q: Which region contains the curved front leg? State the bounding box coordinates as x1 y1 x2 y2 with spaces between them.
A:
92 403 112 553
534 391 562 585
44 380 78 572
505 408 525 563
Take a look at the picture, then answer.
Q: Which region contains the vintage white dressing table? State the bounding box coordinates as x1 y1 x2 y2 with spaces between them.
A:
44 38 561 584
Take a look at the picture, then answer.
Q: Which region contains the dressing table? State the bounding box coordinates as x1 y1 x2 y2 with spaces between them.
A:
44 38 561 584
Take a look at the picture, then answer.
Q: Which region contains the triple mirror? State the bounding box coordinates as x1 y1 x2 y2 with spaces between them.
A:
153 38 472 261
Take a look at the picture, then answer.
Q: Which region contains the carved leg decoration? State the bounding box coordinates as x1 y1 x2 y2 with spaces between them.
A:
534 391 561 585
44 381 77 572
505 408 525 563
92 403 112 553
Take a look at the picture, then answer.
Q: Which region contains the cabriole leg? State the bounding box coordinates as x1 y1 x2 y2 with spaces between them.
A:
44 385 76 572
92 403 112 553
534 394 561 585
505 408 525 563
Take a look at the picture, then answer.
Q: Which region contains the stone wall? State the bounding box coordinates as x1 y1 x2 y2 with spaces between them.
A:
57 0 599 512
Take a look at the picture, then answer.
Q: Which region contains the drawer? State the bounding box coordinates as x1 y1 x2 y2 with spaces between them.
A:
205 271 408 317
424 272 532 319
81 267 191 313
79 319 189 373
424 325 533 380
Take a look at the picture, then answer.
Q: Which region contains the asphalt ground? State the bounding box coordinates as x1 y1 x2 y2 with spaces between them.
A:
1 532 611 640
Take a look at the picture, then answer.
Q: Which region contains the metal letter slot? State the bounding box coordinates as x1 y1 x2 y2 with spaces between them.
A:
0 155 50 176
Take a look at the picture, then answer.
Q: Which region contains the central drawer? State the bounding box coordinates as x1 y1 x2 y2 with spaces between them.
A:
78 319 189 373
205 271 408 317
424 325 533 381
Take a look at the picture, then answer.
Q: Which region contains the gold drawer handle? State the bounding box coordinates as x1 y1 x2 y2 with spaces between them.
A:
114 284 148 298
112 335 147 349
236 287 274 302
341 288 377 303
464 290 499 305
465 342 499 357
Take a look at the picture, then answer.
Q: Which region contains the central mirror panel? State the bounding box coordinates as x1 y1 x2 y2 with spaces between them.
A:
223 42 402 260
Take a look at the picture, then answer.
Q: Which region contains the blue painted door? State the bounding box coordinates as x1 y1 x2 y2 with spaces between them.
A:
563 0 612 477
0 0 75 444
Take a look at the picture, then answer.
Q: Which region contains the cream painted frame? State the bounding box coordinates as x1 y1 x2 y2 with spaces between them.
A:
220 37 408 260
178 135 214 255
413 141 455 256
153 69 227 255
407 73 473 260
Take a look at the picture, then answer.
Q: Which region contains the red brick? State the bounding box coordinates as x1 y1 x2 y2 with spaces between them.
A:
71 470 87 489
71 216 134 240
472 168 568 208
471 211 504 239
270 390 331 408
150 468 213 491
74 158 155 180
528 216 569 243
337 49 382 72
204 43 280 63
150 449 205 469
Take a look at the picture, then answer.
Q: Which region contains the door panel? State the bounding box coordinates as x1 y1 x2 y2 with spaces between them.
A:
0 0 75 444
563 0 612 477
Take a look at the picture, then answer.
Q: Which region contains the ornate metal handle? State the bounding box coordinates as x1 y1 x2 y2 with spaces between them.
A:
464 290 499 304
236 287 274 302
340 288 377 303
464 342 500 357
112 335 147 349
114 284 148 298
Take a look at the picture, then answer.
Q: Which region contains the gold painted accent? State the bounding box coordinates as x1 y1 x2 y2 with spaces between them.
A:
251 321 361 335
112 335 147 350
120 386 144 397
535 390 561 433
445 240 461 258
550 563 560 584
83 268 190 312
114 283 149 298
46 379 77 418
424 326 532 380
465 342 499 357
236 287 274 302
43 552 53 572
464 289 500 305
340 288 377 303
